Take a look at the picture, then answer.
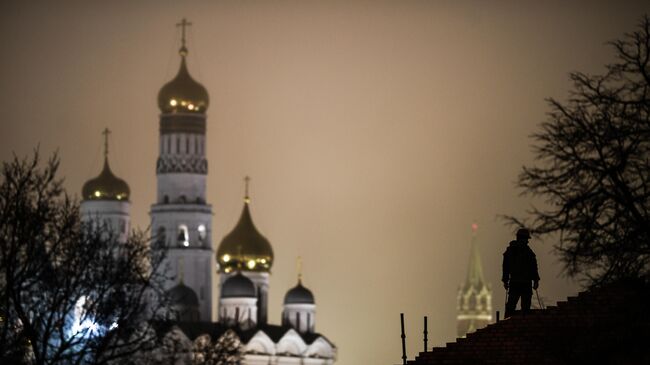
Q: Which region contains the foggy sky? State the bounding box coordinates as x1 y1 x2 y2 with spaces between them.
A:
2 2 649 364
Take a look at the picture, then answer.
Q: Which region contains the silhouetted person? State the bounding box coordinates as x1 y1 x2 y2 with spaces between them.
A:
502 228 539 318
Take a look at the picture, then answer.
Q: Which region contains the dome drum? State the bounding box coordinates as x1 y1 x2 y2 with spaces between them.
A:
160 114 206 135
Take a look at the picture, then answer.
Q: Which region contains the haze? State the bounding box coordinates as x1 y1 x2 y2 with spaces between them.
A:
2 1 649 364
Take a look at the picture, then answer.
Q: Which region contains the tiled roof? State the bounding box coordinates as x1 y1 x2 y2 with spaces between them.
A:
409 280 650 365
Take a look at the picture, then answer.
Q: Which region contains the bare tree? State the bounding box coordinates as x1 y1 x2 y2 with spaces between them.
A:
507 16 650 286
0 151 169 364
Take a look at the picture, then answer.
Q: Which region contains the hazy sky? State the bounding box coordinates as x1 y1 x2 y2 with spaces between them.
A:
2 1 649 364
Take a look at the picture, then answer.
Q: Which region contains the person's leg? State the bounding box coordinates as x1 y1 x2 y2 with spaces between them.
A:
520 284 532 314
505 287 521 318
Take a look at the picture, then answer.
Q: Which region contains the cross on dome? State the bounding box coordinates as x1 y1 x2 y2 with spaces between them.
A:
176 18 192 56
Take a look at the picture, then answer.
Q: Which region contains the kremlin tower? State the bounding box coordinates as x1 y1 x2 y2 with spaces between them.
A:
456 223 492 337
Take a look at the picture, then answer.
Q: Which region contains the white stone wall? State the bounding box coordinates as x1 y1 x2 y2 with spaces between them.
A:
219 297 257 329
283 303 316 333
80 200 130 242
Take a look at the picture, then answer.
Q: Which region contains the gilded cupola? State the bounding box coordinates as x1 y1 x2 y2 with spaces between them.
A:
82 129 130 201
157 19 209 114
217 177 274 273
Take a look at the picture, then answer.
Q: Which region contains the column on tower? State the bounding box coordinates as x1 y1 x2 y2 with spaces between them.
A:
151 22 214 322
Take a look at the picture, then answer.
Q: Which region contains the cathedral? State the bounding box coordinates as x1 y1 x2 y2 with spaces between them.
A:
456 224 492 338
80 20 336 365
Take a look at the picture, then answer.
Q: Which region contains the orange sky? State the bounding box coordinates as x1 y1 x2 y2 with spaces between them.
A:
2 1 649 364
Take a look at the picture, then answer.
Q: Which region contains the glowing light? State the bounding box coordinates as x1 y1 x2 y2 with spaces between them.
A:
198 225 206 233
224 267 232 273
223 254 230 262
181 101 187 106
170 99 178 106
109 322 118 330
260 258 267 264
247 260 256 269
188 104 195 110
183 241 189 247
94 191 101 197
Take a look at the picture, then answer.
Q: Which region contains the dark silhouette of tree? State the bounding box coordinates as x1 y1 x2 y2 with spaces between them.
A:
0 152 169 364
507 16 650 286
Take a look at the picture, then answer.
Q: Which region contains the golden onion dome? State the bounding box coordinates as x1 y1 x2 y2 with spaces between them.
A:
82 157 130 201
217 201 274 273
157 53 209 114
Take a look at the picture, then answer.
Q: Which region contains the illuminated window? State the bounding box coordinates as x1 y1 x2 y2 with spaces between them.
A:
177 225 189 247
198 224 206 243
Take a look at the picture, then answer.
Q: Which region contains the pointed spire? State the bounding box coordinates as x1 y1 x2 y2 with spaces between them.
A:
244 176 251 204
102 127 111 159
465 222 486 288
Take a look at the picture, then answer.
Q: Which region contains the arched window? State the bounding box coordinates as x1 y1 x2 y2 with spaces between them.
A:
177 224 189 247
198 224 206 244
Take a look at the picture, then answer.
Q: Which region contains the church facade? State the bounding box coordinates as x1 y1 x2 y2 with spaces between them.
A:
81 20 336 365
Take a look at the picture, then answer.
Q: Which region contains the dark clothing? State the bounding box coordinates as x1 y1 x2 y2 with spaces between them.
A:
502 241 540 283
505 282 532 318
502 240 539 318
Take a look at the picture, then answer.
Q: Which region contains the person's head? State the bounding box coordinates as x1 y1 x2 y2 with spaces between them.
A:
516 228 531 244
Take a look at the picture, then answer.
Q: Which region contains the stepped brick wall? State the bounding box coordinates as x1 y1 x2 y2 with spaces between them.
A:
408 280 650 365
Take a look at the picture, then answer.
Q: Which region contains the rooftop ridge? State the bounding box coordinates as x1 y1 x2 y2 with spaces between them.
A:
408 281 650 365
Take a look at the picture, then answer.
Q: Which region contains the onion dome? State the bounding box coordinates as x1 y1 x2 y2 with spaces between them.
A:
82 144 130 202
217 197 274 273
167 282 200 308
284 280 315 305
157 45 209 114
221 272 257 298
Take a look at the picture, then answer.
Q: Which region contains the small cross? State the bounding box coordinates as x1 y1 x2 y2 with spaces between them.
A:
176 18 192 53
244 176 251 203
102 128 111 158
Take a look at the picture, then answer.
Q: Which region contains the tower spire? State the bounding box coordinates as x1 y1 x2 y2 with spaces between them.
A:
466 222 485 288
176 18 192 56
102 128 111 159
244 176 251 204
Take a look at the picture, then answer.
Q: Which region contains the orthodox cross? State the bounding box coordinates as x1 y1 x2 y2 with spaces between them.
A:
176 18 192 52
102 128 111 158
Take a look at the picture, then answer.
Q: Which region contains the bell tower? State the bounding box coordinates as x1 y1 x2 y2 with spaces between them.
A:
151 19 213 321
